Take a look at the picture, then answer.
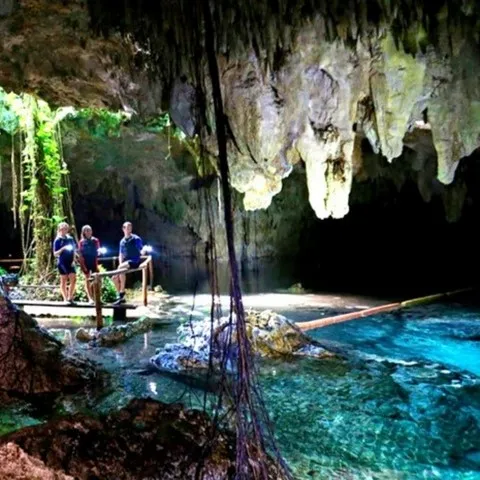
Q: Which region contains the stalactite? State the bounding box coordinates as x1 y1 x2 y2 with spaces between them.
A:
87 0 480 98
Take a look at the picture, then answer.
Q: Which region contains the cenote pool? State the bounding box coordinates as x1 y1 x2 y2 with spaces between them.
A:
3 294 480 479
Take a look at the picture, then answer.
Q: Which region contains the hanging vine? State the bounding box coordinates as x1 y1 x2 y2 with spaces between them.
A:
144 113 218 177
0 87 74 278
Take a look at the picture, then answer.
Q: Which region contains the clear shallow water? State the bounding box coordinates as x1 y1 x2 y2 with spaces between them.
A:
311 302 480 377
3 296 480 479
264 301 480 479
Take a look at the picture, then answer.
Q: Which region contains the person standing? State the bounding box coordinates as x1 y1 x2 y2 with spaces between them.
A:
113 221 144 304
78 225 101 305
53 222 77 304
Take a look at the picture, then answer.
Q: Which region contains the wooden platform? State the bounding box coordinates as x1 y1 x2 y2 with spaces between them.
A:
12 299 138 321
12 299 137 309
6 254 153 328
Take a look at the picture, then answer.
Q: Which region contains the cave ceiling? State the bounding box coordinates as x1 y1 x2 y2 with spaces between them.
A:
1 0 480 220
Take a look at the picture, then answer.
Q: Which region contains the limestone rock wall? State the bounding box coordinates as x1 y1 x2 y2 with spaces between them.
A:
1 0 480 234
201 24 480 220
60 128 312 260
0 0 162 115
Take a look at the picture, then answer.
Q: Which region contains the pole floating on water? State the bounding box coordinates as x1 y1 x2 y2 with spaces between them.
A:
295 287 476 332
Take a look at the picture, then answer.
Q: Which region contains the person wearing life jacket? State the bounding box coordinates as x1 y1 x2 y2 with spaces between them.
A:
78 225 101 305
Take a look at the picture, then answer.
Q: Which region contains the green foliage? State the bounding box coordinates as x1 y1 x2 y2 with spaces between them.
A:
19 265 117 303
64 108 130 138
0 87 76 277
75 265 118 303
0 90 19 135
0 266 7 276
144 113 186 140
100 272 118 303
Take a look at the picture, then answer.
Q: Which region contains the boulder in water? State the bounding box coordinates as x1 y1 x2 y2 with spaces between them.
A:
151 309 336 372
75 316 154 346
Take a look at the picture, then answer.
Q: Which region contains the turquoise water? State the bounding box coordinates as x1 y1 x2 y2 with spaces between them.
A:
311 302 480 377
2 297 480 479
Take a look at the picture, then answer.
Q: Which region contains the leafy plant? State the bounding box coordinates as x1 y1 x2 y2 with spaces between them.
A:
0 88 67 275
0 89 19 135
63 108 130 138
75 265 118 303
0 87 77 278
143 113 184 139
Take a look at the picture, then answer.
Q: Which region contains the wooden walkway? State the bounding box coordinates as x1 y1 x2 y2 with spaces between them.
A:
12 299 140 321
12 299 137 309
7 255 153 327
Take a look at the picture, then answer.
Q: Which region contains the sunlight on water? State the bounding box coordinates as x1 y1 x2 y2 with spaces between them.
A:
312 303 480 377
66 298 479 479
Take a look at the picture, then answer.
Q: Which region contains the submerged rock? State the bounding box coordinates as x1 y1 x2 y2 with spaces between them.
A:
1 398 236 479
151 310 335 372
0 286 98 400
75 316 154 346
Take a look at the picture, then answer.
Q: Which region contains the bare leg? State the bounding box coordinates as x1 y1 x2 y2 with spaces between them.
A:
60 276 68 301
113 274 121 292
84 272 94 301
119 273 126 293
67 273 76 301
114 261 130 293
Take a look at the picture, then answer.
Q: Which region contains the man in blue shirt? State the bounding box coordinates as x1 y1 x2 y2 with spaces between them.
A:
53 222 77 304
113 221 145 304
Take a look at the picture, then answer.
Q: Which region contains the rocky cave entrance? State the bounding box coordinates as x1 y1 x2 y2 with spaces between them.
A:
2 131 479 298
1 1 480 479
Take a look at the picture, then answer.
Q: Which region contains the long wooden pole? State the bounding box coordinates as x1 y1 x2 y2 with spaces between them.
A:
295 287 475 332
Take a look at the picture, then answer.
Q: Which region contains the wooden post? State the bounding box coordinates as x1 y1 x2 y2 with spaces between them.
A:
148 259 154 290
94 275 103 330
142 266 148 306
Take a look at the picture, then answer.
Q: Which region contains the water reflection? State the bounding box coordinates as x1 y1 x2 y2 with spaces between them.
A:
152 256 300 294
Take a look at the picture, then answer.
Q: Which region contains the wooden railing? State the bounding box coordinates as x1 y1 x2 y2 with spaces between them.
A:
0 256 154 287
0 259 23 264
0 258 22 272
100 255 154 289
90 255 153 329
1 255 155 330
